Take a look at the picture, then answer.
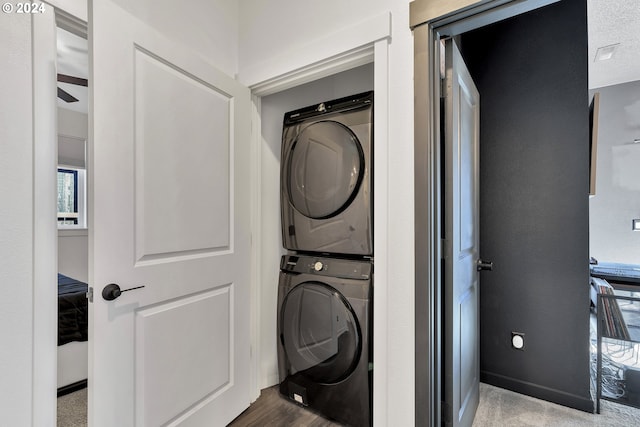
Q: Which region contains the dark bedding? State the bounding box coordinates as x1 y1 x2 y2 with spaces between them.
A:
58 273 88 346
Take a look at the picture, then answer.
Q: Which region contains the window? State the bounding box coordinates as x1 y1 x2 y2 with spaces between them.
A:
57 167 86 228
57 168 77 224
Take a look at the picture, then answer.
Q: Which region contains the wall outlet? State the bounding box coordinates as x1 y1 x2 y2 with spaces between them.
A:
633 219 640 231
511 332 525 350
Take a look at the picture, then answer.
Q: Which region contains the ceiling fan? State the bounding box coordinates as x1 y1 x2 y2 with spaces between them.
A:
57 73 88 103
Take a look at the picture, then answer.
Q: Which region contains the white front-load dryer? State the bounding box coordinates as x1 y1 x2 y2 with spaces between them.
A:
280 91 373 256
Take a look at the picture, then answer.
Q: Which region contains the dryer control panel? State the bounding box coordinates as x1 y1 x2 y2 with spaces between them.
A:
281 255 371 280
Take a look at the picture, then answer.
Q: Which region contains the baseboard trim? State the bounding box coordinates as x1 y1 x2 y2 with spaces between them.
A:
481 371 594 413
57 379 87 397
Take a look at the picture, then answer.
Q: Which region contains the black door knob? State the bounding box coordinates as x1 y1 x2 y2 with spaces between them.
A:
102 283 145 301
477 259 494 271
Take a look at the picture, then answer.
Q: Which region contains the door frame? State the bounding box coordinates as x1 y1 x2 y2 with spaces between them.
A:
32 2 88 424
32 6 59 425
411 0 560 425
32 6 391 426
242 12 391 421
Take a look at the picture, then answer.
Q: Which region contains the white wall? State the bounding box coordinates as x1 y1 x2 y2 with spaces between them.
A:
590 80 640 264
58 108 89 282
47 0 87 22
58 108 88 140
239 2 415 425
58 229 89 283
58 232 87 286
0 13 35 426
109 0 239 77
239 0 389 74
259 64 375 388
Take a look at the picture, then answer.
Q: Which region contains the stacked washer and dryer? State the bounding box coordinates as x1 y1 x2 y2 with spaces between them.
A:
277 91 374 427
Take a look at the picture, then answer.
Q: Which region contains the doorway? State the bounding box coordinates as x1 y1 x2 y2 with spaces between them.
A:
588 81 640 265
587 80 640 407
55 12 89 426
412 0 592 425
458 2 592 412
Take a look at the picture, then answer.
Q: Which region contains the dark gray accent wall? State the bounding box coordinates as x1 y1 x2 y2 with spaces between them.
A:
460 0 592 411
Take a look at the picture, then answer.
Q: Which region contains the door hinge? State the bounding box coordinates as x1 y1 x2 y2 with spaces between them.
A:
440 77 447 99
86 286 93 303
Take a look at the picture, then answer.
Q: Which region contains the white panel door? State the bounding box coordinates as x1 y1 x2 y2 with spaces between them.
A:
90 1 251 426
443 38 480 427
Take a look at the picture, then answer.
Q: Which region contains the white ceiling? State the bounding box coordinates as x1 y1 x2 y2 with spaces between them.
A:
588 0 640 89
56 27 88 114
55 1 640 114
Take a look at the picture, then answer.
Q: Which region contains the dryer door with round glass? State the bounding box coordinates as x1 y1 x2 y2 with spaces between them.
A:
286 121 364 220
280 282 361 384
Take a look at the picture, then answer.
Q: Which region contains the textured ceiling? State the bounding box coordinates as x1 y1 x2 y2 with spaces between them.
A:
588 0 640 89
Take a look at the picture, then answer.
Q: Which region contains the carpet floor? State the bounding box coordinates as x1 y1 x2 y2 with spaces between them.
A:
57 383 640 426
57 388 87 427
472 383 639 426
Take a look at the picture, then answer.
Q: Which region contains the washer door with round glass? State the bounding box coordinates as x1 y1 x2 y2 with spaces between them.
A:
286 121 364 220
280 282 361 384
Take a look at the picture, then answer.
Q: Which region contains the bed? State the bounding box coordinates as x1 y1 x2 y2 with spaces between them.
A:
58 273 88 345
57 273 89 393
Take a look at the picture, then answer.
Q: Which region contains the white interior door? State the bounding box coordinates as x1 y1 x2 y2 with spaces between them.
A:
90 1 251 426
442 38 480 427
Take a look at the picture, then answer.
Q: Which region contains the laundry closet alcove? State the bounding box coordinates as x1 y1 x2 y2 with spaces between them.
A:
238 11 391 425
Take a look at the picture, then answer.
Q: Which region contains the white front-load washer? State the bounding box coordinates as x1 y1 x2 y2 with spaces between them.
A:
280 91 373 256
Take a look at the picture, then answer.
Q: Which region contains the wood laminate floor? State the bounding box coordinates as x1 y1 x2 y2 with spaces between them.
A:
58 382 640 426
228 386 344 427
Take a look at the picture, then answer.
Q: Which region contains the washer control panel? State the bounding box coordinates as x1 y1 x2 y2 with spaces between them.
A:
281 254 371 280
